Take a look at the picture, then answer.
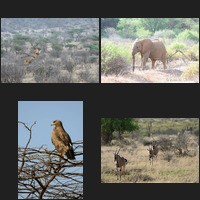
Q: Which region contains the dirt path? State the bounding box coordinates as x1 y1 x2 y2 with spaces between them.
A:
101 64 197 83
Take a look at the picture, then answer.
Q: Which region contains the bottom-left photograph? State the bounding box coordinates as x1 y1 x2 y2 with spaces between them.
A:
18 101 83 199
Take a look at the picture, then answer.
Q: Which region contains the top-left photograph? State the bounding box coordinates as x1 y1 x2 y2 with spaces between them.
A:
1 18 99 83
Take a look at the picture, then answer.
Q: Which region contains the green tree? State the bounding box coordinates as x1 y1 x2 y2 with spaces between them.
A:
139 18 167 33
13 34 31 46
52 43 63 52
13 44 24 52
117 18 140 38
101 118 139 144
51 43 63 58
101 18 120 30
38 36 50 52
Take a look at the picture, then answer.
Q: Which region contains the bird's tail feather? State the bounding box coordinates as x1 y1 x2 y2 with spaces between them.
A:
66 149 76 160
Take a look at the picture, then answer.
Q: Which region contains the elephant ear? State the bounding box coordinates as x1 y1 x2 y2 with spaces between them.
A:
141 39 152 54
132 38 139 49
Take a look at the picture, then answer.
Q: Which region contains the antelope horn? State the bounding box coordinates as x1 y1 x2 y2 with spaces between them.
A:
114 149 117 154
117 148 121 155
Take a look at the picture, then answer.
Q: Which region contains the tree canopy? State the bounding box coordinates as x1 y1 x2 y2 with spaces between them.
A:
101 18 199 40
101 118 139 144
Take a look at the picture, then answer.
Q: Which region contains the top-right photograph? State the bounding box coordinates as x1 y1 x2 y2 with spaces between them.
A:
101 18 199 83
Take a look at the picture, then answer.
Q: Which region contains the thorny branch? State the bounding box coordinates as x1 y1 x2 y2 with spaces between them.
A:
18 121 83 199
18 121 36 175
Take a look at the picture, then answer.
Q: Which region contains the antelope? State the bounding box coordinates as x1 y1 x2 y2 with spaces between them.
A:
147 143 159 166
147 146 155 165
114 148 127 180
153 145 158 158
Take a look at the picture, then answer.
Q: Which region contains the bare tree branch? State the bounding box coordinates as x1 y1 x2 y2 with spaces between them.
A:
18 121 36 175
18 121 83 199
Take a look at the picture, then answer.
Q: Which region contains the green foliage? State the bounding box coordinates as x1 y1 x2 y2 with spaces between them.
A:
139 18 167 33
51 43 63 52
85 44 99 50
117 18 139 38
101 18 120 29
13 44 24 52
135 28 152 38
176 29 199 42
172 28 182 35
168 42 186 51
153 29 176 39
38 36 50 44
101 118 139 144
1 48 5 55
102 18 199 41
185 44 199 60
13 34 31 46
101 41 131 74
136 118 199 136
65 44 77 49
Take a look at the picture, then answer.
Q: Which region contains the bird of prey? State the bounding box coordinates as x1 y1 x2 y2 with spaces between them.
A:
51 120 75 160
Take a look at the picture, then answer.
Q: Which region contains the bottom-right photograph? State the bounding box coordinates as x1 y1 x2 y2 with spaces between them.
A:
101 118 199 183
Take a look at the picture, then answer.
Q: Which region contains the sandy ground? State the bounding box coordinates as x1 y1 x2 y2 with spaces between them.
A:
101 62 198 83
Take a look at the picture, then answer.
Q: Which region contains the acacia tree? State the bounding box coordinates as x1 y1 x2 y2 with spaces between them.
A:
101 118 139 144
18 121 83 199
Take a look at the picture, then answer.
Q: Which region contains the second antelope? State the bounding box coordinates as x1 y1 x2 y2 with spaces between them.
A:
114 148 127 180
147 143 158 166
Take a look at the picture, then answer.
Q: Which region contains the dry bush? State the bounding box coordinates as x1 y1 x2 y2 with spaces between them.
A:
1 49 99 83
128 173 154 182
163 152 174 162
1 54 24 83
158 136 174 152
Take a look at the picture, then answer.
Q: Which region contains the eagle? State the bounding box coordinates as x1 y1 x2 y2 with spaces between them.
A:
51 120 75 160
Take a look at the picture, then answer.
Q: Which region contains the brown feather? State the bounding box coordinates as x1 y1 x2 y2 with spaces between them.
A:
51 120 75 160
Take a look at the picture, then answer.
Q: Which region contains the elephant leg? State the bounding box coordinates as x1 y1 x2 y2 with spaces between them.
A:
142 52 150 70
151 59 156 69
162 59 167 69
142 56 149 70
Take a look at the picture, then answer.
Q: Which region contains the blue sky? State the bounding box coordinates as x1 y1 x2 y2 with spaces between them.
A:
18 101 83 153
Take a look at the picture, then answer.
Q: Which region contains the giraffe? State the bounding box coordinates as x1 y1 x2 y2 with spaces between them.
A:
23 49 40 74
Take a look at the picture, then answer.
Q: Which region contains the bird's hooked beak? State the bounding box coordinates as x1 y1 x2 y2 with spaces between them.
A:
51 122 55 126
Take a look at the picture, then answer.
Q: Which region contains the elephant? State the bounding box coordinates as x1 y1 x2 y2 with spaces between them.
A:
132 38 167 71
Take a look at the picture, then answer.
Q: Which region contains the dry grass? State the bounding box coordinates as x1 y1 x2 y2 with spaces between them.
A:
101 136 199 183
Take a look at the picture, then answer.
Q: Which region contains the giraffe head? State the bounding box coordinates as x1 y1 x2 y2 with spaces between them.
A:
33 48 40 56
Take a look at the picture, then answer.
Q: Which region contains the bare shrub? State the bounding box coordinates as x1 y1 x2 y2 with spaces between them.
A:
128 173 154 182
62 56 75 73
75 51 89 63
57 71 73 83
174 131 190 156
103 56 128 75
158 136 173 152
142 138 152 146
88 55 98 63
163 152 174 162
1 62 24 83
75 64 98 83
